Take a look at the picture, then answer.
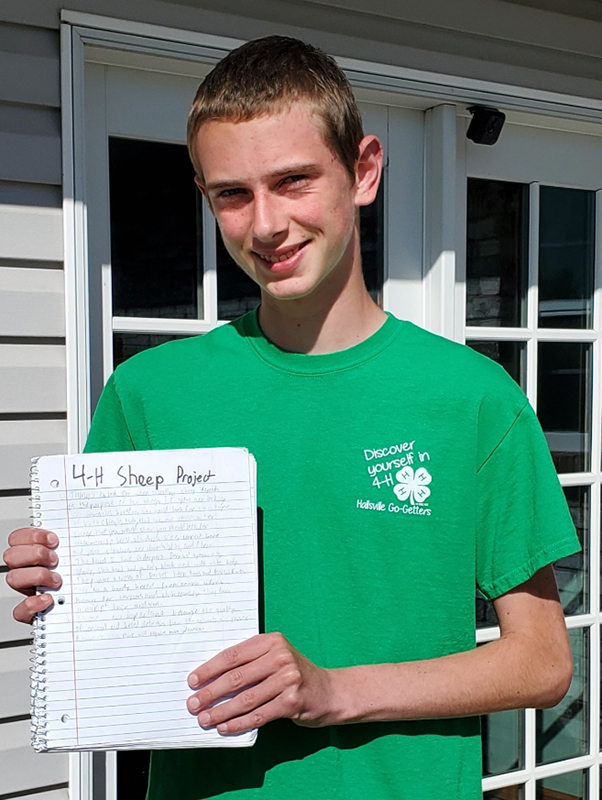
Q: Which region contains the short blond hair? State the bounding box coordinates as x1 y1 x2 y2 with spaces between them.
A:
187 36 364 181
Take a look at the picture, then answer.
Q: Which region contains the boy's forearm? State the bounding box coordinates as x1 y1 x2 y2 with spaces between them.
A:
325 632 571 726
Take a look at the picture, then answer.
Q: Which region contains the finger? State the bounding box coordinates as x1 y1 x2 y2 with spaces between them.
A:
6 567 62 596
3 544 58 571
188 652 275 713
213 696 286 735
194 672 283 728
12 592 54 624
188 633 279 688
7 529 59 548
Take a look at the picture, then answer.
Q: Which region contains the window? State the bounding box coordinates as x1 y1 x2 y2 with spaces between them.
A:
463 117 602 798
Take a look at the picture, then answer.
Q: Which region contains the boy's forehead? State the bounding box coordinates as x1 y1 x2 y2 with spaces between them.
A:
194 105 337 177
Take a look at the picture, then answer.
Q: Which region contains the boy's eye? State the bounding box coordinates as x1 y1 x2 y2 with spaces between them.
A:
284 175 305 184
219 188 244 198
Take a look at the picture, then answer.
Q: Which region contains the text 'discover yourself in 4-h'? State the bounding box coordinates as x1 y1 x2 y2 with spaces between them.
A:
29 447 258 752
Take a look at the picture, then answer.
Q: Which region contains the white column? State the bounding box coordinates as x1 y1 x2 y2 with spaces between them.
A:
423 104 459 341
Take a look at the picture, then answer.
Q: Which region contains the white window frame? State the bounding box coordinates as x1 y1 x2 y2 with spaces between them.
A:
60 11 602 800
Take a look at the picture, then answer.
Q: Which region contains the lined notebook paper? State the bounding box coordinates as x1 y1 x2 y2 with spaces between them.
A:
30 448 258 752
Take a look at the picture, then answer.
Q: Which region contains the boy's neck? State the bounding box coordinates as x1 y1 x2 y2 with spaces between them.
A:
257 263 387 355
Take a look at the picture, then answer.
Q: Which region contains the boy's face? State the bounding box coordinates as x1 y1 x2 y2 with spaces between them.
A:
193 104 370 304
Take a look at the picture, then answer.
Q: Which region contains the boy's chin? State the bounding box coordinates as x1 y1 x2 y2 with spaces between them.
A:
260 278 318 303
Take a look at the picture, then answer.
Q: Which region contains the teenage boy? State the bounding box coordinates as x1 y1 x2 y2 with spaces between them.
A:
4 36 579 800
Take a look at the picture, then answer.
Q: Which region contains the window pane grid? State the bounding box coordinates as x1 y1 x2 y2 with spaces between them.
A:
467 183 601 797
482 757 601 796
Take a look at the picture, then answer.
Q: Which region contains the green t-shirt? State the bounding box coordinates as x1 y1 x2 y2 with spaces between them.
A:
85 311 579 800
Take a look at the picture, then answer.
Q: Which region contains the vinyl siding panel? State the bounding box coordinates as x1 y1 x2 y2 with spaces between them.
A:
0 719 68 795
0 267 65 337
0 23 60 107
0 46 60 107
0 205 63 262
0 1 61 29
12 790 70 800
0 106 62 185
0 345 66 413
0 420 67 492
0 577 29 642
0 644 30 718
0 16 67 798
0 495 29 554
0 182 62 208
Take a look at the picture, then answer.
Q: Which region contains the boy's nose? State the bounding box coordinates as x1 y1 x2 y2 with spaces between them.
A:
251 192 287 242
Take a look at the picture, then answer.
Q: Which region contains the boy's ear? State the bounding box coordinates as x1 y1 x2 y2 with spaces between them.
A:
195 175 214 214
354 135 383 208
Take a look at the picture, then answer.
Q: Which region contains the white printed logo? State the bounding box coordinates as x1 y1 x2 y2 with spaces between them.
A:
393 466 432 505
357 440 433 517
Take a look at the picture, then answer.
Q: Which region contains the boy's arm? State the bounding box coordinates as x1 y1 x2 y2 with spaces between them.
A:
186 564 572 732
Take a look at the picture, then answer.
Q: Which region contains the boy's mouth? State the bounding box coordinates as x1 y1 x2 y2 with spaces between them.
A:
254 241 308 264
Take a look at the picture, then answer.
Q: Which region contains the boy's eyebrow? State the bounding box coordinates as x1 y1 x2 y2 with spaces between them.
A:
271 162 320 178
206 163 320 192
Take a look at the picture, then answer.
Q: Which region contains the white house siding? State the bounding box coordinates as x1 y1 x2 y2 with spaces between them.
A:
0 1 599 799
0 13 68 800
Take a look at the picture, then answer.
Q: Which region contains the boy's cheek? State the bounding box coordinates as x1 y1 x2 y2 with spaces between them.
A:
217 215 250 246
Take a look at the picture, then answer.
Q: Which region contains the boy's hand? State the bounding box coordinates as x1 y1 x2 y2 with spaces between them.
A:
187 632 336 734
2 528 62 623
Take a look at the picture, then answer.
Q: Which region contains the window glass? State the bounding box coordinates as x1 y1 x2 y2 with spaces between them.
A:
360 181 385 304
484 787 524 800
113 333 190 368
467 341 526 389
109 138 202 319
466 179 529 327
482 709 524 777
216 225 261 321
117 751 149 800
537 342 591 473
556 486 588 615
476 590 498 629
538 187 595 329
536 627 588 765
535 769 587 799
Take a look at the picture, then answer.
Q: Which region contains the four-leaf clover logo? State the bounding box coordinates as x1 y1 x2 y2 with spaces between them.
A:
393 466 432 505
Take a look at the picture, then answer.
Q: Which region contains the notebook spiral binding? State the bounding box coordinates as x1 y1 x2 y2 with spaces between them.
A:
29 457 48 752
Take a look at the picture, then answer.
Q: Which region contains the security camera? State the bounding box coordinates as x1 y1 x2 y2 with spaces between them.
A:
466 106 506 145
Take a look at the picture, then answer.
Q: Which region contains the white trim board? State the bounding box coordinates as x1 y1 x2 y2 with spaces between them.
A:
61 9 602 124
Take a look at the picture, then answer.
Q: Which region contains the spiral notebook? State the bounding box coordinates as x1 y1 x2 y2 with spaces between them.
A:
30 447 258 752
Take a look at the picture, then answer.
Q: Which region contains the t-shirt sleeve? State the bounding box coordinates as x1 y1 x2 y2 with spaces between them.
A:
83 373 136 454
475 399 580 600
